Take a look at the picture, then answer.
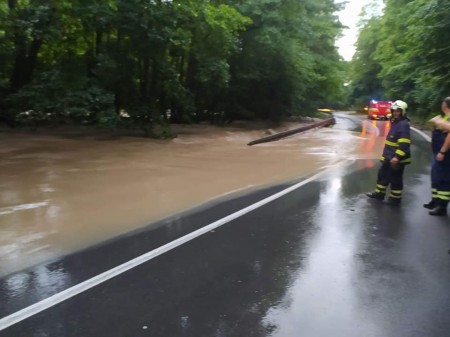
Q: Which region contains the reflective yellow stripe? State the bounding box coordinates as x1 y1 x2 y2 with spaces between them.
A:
437 191 450 196
395 149 406 156
437 190 450 201
390 189 402 197
375 185 386 192
385 140 398 147
398 138 411 143
400 158 411 164
375 185 387 193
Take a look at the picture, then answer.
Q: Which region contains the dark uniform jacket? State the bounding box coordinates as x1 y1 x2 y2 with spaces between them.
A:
381 117 411 164
431 116 450 182
432 116 449 155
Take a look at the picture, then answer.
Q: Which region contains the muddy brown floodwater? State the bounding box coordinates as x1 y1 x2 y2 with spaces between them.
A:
0 119 385 277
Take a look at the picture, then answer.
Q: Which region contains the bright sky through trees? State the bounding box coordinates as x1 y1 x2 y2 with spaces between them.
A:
336 0 383 61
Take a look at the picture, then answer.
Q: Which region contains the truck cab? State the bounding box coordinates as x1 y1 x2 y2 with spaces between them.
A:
368 100 392 120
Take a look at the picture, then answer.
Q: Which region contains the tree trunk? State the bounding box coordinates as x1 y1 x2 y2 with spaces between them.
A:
7 0 44 93
139 57 150 102
9 38 43 93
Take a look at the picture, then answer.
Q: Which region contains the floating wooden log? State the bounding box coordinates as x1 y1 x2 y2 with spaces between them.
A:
247 117 336 146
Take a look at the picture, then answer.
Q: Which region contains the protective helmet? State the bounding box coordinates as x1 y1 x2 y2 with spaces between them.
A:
391 100 408 113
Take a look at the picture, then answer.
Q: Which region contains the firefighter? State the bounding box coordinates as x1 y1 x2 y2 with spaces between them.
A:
366 100 411 206
424 97 450 216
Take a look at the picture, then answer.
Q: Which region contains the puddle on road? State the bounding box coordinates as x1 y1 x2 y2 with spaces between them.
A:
0 119 386 277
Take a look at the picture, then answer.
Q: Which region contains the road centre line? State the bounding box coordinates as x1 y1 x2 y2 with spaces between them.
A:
0 160 352 331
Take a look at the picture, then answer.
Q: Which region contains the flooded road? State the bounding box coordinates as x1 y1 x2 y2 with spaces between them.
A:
0 113 384 277
2 117 447 337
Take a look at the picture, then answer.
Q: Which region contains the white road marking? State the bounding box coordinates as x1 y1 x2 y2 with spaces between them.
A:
411 126 431 143
0 160 352 331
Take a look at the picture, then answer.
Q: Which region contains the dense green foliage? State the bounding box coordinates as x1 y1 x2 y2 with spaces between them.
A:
0 0 344 133
348 0 450 118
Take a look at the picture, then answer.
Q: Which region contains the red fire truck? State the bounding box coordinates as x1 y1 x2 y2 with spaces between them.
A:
367 100 392 120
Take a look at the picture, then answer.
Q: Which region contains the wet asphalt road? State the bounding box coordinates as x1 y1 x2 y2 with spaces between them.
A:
1 114 450 337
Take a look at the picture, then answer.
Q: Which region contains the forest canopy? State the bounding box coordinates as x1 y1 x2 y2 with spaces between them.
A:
2 0 448 132
0 0 345 132
348 0 450 118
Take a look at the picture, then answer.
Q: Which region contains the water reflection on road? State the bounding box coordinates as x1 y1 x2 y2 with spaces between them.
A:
0 114 387 276
263 168 382 336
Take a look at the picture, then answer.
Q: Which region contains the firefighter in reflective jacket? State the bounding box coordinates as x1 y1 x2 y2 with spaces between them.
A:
424 97 450 216
366 100 411 206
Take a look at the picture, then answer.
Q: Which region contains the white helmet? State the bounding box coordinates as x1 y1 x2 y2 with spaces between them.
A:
391 100 408 112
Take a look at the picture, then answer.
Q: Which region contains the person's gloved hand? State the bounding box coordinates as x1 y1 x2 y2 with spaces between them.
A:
390 157 399 166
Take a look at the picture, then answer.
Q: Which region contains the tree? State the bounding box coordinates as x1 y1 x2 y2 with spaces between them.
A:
348 17 384 107
226 0 344 121
349 0 450 117
0 0 347 132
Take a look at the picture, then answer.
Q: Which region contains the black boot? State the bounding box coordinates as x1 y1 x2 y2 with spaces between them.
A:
429 206 447 216
366 192 385 201
429 199 448 216
423 199 437 209
384 197 401 206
